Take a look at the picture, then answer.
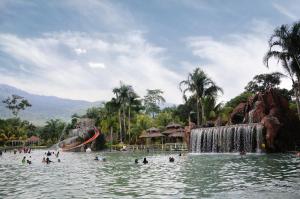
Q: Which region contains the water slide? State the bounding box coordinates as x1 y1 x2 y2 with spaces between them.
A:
62 127 101 152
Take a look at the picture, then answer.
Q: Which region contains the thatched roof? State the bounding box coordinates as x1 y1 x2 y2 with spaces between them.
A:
166 122 182 129
139 132 165 138
27 136 40 142
168 131 185 138
146 127 160 132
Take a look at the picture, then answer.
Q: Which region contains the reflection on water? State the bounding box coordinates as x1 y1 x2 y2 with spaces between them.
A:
0 151 300 198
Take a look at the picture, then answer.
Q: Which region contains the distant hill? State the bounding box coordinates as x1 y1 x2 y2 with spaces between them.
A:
0 84 102 125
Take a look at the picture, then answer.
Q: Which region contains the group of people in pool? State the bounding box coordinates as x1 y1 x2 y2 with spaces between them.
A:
42 151 61 164
133 153 182 164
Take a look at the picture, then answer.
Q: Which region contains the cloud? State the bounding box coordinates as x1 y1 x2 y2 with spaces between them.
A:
185 21 291 102
0 32 183 103
272 2 298 20
88 62 106 69
74 48 87 55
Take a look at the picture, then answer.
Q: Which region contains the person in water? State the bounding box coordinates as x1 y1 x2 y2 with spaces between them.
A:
135 159 138 164
143 158 148 164
56 151 59 158
179 153 182 157
58 159 61 162
46 157 52 164
0 150 2 156
240 150 246 156
27 160 32 164
102 157 106 162
94 156 99 161
42 157 46 163
22 156 26 164
47 151 52 156
169 157 175 162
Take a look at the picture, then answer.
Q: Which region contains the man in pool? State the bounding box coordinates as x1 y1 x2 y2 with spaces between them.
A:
46 157 52 164
143 158 148 164
0 150 2 156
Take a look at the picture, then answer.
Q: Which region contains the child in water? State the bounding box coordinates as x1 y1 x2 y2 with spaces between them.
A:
22 156 26 164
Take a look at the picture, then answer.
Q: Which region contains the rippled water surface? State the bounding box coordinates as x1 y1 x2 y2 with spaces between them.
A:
0 150 300 198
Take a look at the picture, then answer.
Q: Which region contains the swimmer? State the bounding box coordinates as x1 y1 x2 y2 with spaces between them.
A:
94 156 99 161
27 160 32 164
102 157 106 162
0 150 2 156
42 157 46 163
179 153 182 157
47 151 51 156
135 159 138 164
56 151 59 158
58 159 61 163
143 158 148 164
240 150 246 156
22 156 26 164
46 157 52 164
169 157 175 162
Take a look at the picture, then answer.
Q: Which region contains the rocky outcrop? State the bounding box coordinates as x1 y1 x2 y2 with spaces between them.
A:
230 89 294 152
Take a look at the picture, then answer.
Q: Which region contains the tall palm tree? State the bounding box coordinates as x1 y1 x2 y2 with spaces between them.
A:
264 22 300 119
180 68 223 126
113 82 133 143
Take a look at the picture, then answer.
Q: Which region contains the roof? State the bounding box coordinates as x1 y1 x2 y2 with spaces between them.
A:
168 131 185 138
146 127 160 132
139 132 165 138
162 128 184 135
27 136 40 142
166 122 182 129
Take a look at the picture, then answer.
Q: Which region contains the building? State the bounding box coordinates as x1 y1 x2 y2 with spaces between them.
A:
139 127 165 145
162 123 185 143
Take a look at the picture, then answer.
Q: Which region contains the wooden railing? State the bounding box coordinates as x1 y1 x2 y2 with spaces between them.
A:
126 143 188 152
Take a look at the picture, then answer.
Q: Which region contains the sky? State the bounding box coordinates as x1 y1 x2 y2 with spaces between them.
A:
0 0 300 104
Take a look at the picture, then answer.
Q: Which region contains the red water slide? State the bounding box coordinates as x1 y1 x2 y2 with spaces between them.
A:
62 127 101 152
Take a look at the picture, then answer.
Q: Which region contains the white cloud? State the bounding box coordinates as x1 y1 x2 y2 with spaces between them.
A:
272 3 298 20
0 32 183 104
88 62 106 69
74 48 87 55
185 21 292 102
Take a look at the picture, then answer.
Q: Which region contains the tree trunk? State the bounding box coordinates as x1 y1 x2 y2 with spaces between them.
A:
128 106 131 144
118 109 122 143
196 98 200 126
200 99 205 125
295 85 300 120
122 105 126 143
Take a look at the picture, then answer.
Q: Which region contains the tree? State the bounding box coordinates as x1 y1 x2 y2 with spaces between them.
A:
143 89 165 117
180 68 223 125
245 72 284 93
225 92 253 108
264 22 300 119
2 95 31 117
40 119 65 144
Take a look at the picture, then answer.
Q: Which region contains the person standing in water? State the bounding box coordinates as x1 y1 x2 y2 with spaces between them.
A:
22 156 26 164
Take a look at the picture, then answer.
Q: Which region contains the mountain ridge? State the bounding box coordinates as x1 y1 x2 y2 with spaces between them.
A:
0 84 102 125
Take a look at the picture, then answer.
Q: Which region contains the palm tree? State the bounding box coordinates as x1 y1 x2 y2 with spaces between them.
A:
180 68 223 126
113 82 134 143
264 22 300 119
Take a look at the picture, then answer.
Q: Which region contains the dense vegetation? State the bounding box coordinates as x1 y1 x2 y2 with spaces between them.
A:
1 21 300 147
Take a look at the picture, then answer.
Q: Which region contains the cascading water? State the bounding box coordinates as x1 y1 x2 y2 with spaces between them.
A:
191 123 264 153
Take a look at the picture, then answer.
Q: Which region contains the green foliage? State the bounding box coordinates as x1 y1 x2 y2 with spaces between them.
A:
143 89 165 117
225 92 253 108
39 119 65 145
2 95 31 117
245 72 283 93
179 67 223 125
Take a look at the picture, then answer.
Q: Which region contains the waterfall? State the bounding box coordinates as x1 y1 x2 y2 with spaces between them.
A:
191 123 264 153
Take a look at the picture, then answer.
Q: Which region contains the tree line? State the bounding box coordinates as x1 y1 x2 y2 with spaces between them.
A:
1 21 300 146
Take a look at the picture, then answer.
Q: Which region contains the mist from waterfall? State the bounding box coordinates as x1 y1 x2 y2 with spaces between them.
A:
190 123 264 153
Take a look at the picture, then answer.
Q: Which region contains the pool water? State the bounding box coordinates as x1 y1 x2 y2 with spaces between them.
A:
0 150 300 198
